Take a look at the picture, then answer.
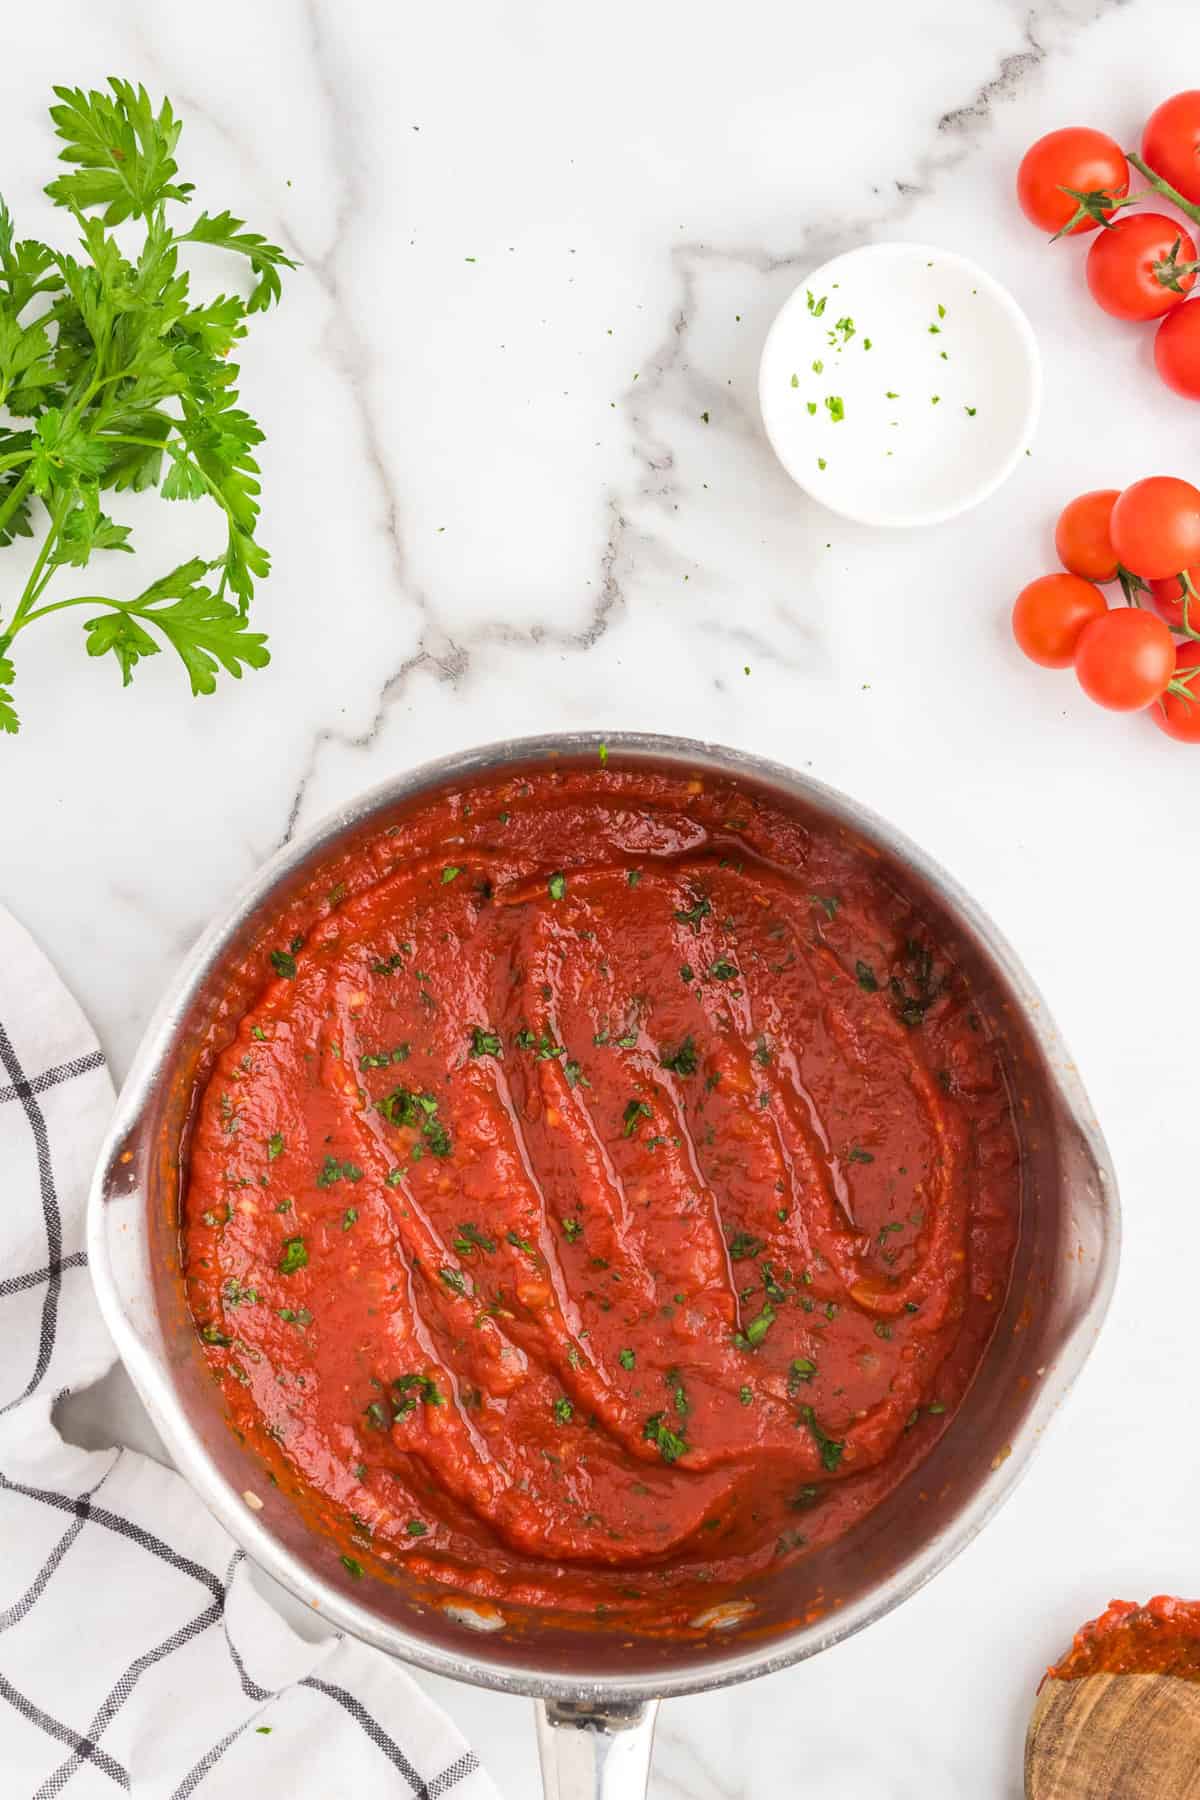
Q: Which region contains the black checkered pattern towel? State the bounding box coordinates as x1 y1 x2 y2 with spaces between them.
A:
0 906 499 1799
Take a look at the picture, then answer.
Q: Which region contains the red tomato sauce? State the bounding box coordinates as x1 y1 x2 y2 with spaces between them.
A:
1049 1598 1200 1683
183 763 1020 1621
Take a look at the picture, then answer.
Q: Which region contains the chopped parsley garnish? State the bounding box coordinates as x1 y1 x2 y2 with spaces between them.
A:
278 1237 308 1275
964 405 977 417
342 1207 358 1230
554 1397 574 1425
643 1412 688 1462
886 390 900 398
619 1347 636 1370
754 1036 773 1067
277 1306 312 1327
369 952 406 976
796 1404 845 1472
441 865 460 884
810 894 839 921
438 1266 468 1295
514 1028 565 1060
734 1299 776 1350
824 395 845 423
267 1133 285 1161
385 1167 404 1187
561 1217 583 1242
788 1357 817 1393
739 1385 753 1405
806 289 827 317
890 938 940 1028
680 963 694 983
359 1044 410 1069
469 1026 503 1058
269 949 297 980
200 1324 233 1347
673 890 712 933
506 1228 535 1254
728 1232 763 1261
811 358 824 373
855 960 878 992
340 1555 364 1578
391 1373 444 1416
622 1099 652 1138
365 1399 390 1431
817 457 827 470
563 1058 589 1089
627 868 642 887
453 1222 496 1255
659 1034 699 1076
406 1519 429 1536
316 1156 363 1188
846 1146 874 1164
707 958 737 981
790 372 799 388
547 870 566 901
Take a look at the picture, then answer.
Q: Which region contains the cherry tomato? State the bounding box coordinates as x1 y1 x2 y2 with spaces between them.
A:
1142 92 1200 206
1086 214 1198 321
1152 639 1200 741
1012 574 1108 669
1110 476 1200 579
1154 300 1200 398
1148 569 1200 631
1074 608 1176 711
1054 489 1120 582
1017 128 1129 236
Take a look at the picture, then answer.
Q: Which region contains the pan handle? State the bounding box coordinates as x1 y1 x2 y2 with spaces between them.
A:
534 1698 660 1799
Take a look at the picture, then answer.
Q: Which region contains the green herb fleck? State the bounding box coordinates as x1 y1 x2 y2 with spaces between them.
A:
796 1404 845 1472
643 1412 688 1462
660 1034 699 1077
278 1237 308 1275
622 1099 652 1138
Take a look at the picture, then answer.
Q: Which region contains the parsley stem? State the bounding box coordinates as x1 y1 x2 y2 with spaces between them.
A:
0 467 34 541
7 486 74 640
98 432 240 529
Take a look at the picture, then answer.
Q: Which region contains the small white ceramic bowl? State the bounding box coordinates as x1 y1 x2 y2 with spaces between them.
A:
758 243 1041 529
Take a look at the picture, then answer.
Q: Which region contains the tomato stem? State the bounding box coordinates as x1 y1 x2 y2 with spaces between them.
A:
1125 151 1200 231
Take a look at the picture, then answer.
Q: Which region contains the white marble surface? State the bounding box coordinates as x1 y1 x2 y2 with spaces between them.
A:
7 0 1200 1792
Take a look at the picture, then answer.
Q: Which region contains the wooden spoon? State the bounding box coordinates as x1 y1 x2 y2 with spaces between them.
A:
1026 1672 1200 1798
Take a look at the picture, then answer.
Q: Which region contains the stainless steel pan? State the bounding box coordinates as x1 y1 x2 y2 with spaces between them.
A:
87 733 1119 1798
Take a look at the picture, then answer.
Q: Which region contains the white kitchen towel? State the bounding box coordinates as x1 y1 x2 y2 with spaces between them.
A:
0 905 499 1800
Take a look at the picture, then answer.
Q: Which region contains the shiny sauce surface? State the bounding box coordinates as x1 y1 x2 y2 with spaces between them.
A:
183 764 1020 1621
1049 1598 1200 1683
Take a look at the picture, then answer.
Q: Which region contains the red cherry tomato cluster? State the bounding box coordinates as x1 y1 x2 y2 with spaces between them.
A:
1017 94 1200 396
1012 477 1200 741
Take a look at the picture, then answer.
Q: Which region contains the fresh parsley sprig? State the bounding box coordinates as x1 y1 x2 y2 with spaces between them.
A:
0 78 296 734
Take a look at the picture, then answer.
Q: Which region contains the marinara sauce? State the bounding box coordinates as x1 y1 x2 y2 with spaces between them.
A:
183 763 1020 1621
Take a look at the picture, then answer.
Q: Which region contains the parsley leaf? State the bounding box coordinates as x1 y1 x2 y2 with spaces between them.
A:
0 80 293 735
